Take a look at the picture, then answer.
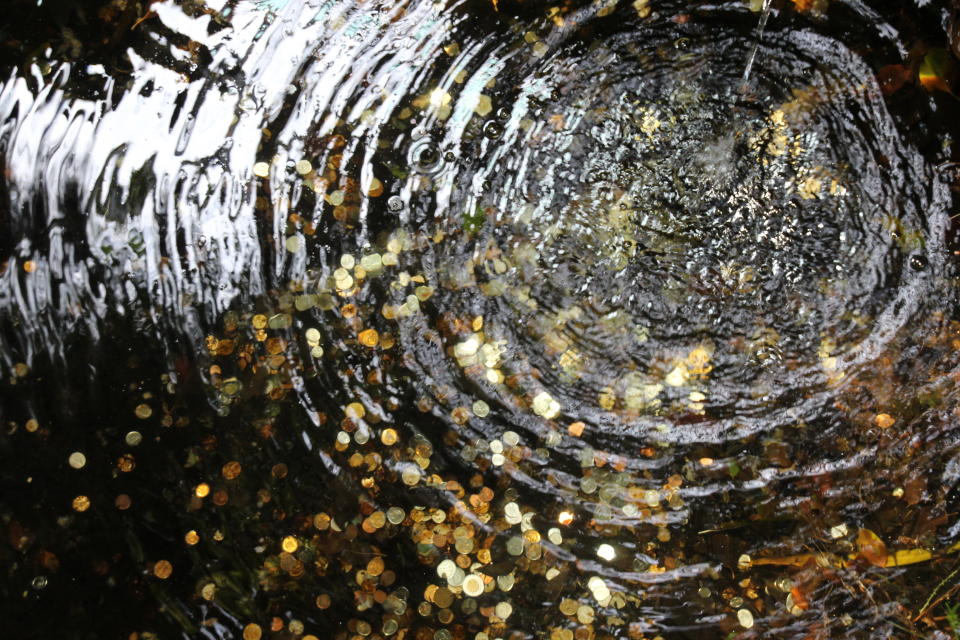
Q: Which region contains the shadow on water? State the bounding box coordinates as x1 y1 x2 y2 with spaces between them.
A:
2 0 960 638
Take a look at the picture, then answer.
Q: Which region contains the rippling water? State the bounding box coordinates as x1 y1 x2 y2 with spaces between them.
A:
2 0 960 638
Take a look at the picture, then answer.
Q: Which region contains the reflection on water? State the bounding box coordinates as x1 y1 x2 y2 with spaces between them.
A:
1 0 960 638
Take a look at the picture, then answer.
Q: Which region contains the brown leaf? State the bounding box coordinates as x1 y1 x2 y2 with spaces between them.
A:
904 476 925 506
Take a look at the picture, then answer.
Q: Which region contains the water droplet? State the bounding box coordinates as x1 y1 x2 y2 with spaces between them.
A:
387 196 404 212
909 254 928 271
31 576 47 589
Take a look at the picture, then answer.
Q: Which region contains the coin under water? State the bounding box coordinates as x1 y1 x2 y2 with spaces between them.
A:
0 1 957 639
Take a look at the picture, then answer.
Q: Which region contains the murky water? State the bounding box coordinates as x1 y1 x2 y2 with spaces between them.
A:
2 0 960 638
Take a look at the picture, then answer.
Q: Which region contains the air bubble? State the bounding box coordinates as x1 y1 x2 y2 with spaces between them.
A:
409 138 443 174
482 121 504 139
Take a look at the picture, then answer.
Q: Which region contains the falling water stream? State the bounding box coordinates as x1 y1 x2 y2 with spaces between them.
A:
740 0 773 89
1 0 960 639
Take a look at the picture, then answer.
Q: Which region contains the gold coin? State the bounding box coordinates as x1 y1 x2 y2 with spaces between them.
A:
359 329 379 347
222 461 242 479
367 556 384 576
153 560 173 579
559 599 578 615
434 587 454 609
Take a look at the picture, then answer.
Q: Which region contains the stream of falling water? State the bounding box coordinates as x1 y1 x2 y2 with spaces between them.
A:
1 1 960 639
740 0 773 89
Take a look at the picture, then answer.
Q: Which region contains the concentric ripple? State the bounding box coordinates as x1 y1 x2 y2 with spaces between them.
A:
1 0 960 639
406 20 951 442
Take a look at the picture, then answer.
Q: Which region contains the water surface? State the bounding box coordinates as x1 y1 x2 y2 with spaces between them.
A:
2 0 960 638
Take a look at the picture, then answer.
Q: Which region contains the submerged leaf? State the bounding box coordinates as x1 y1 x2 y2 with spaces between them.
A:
919 49 954 94
885 548 933 567
751 553 838 568
856 528 888 567
877 64 912 96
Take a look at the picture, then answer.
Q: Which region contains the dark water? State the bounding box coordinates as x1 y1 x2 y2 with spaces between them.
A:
2 0 960 638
